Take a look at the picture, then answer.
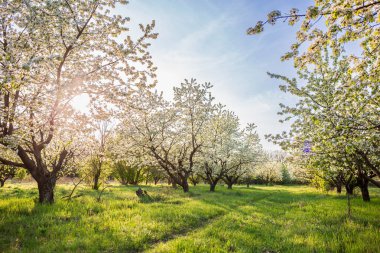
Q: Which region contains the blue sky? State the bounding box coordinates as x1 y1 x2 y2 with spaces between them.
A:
121 0 312 150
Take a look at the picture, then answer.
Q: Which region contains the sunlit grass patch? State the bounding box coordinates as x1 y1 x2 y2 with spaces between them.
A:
0 184 379 252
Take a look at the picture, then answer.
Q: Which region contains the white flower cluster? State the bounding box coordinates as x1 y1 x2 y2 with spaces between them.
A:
267 10 281 25
306 6 319 19
2 135 19 150
290 8 299 16
246 21 263 35
288 8 300 25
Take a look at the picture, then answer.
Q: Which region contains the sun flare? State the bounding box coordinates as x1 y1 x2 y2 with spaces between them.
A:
71 94 90 113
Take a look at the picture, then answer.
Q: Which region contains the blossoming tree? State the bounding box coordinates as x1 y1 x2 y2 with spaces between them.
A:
0 0 157 203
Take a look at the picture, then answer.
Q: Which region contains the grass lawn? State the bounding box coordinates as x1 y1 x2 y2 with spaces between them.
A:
0 183 379 253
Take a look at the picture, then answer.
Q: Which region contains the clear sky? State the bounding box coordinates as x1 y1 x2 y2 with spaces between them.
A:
117 0 312 150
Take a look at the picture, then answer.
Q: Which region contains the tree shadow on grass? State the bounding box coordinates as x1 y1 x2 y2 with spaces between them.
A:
187 186 380 253
0 186 224 252
1 185 379 252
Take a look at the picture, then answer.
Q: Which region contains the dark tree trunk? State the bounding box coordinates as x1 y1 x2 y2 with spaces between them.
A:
360 184 370 202
182 179 189 193
93 172 100 190
345 184 354 195
14 146 68 204
0 180 4 187
145 172 149 185
336 184 342 194
227 183 233 189
206 175 221 192
189 175 199 186
37 176 56 204
357 175 370 202
247 183 250 188
172 181 177 189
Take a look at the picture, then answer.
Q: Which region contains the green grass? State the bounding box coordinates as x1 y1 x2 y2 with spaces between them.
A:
0 183 379 253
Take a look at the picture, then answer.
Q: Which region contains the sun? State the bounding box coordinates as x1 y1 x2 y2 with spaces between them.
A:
71 93 90 113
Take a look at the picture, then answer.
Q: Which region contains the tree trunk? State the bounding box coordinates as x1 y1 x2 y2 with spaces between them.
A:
336 184 342 194
210 183 216 192
227 183 233 189
0 180 4 187
247 183 250 188
357 176 370 202
360 184 370 202
37 176 56 204
93 172 100 190
182 179 189 192
145 171 149 185
345 184 354 195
